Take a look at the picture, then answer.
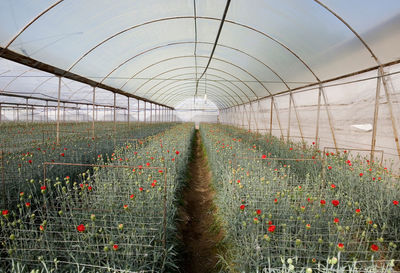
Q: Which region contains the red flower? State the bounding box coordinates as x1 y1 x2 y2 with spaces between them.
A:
158 169 163 173
138 165 143 169
240 204 245 210
41 185 46 190
151 182 156 188
256 209 261 215
328 166 332 170
330 184 336 189
355 208 361 214
332 200 340 207
28 159 32 164
25 202 31 208
289 147 293 151
359 173 363 177
346 160 351 164
65 176 70 180
146 162 150 167
334 218 339 223
393 200 399 205
60 153 65 157
370 244 379 252
320 200 326 205
139 187 143 192
175 151 180 155
337 243 344 250
88 186 93 191
130 194 135 200
312 142 315 145
262 155 267 159
2 210 9 216
113 244 119 251
79 183 84 188
274 198 278 204
123 204 128 210
268 225 276 233
76 224 85 232
39 225 45 231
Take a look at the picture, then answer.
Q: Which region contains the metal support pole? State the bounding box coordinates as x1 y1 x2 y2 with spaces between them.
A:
158 105 161 122
370 71 382 162
315 87 322 148
0 104 2 123
25 98 28 126
321 87 338 153
63 102 66 122
76 104 79 123
270 97 274 137
56 76 61 145
92 87 95 138
46 101 48 122
137 100 140 122
144 101 146 123
380 67 400 160
290 94 304 143
273 99 284 139
127 97 130 128
113 93 116 132
150 103 153 123
17 107 19 122
287 93 292 141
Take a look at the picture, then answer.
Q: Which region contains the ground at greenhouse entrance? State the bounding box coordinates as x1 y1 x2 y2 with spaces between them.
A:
178 130 224 273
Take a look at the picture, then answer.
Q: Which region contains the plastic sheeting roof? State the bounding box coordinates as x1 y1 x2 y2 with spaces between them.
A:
1 0 400 109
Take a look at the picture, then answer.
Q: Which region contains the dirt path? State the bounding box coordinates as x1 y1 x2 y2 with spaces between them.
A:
178 130 223 273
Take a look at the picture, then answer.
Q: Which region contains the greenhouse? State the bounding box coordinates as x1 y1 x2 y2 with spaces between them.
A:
0 1 400 272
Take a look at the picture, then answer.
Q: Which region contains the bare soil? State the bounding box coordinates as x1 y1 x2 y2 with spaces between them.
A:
177 130 223 273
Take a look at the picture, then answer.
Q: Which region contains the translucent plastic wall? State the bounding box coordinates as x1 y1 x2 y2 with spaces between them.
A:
220 63 400 171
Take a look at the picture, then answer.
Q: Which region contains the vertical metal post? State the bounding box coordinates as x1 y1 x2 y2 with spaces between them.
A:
150 103 153 123
370 71 382 162
144 101 146 123
63 103 66 122
287 93 292 141
269 97 274 137
56 76 61 145
290 94 304 143
92 87 96 139
380 67 400 160
25 98 28 126
158 105 161 122
31 107 34 122
315 87 322 148
241 105 245 128
0 104 2 123
17 107 19 122
137 100 140 122
46 101 48 122
113 93 116 132
76 104 79 123
127 97 130 128
273 99 284 139
321 87 338 153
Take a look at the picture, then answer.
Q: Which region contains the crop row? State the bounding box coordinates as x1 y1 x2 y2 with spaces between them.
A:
1 123 194 272
200 124 399 273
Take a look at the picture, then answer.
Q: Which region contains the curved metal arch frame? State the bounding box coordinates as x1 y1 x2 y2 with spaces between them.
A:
135 64 255 104
150 71 244 105
120 59 253 102
165 89 230 109
164 89 227 108
97 41 291 91
122 55 260 98
95 41 303 113
122 55 268 100
152 80 239 107
135 64 254 104
58 16 320 83
0 2 386 107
